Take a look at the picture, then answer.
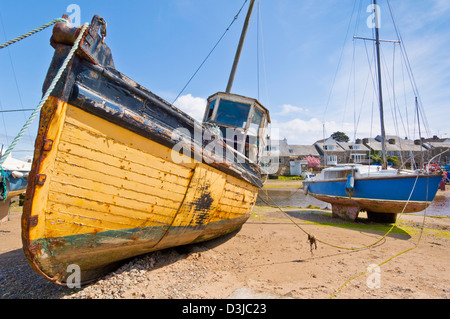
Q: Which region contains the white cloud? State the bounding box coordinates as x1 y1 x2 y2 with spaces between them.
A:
278 104 307 116
271 117 355 145
173 94 207 122
431 0 450 17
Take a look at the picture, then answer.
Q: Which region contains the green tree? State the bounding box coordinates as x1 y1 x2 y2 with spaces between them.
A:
331 131 350 142
367 151 382 164
387 156 399 167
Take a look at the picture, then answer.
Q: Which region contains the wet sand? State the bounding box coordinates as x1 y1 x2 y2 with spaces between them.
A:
1 196 449 299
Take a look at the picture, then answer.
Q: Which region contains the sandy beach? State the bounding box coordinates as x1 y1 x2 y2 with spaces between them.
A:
1 182 449 300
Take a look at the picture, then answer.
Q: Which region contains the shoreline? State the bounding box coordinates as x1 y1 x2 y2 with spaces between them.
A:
1 198 449 299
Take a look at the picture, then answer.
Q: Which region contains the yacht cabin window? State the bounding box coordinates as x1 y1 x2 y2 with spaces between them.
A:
324 169 353 180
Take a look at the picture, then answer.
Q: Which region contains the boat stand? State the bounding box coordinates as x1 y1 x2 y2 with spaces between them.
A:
331 204 360 221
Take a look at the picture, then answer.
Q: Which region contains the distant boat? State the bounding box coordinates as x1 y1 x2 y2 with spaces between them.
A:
0 151 31 222
303 0 443 223
22 0 270 285
303 164 442 222
0 151 31 198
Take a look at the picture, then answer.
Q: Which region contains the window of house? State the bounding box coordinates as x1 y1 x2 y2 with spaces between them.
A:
327 155 337 163
351 154 365 163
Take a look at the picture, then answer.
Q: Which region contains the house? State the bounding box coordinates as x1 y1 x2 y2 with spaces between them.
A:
363 135 425 168
263 139 320 176
421 137 450 167
313 137 346 166
336 140 370 164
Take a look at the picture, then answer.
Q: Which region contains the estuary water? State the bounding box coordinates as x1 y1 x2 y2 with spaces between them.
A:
256 188 450 217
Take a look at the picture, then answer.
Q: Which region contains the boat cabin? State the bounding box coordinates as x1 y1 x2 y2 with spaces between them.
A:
203 92 270 163
318 164 399 180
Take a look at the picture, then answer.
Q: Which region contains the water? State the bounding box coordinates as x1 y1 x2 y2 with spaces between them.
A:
256 188 450 217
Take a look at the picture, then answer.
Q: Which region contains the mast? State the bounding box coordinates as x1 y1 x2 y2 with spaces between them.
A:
373 0 387 169
416 97 424 169
226 0 256 93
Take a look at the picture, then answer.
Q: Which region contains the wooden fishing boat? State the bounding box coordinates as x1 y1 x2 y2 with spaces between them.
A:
22 1 269 285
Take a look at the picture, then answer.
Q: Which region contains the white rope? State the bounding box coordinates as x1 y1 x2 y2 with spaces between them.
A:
0 22 89 166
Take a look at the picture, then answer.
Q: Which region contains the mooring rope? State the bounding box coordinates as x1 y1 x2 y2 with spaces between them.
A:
0 18 67 50
0 21 89 201
329 175 430 298
0 22 89 166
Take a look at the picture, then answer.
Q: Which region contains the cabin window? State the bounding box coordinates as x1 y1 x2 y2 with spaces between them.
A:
215 100 251 128
324 169 352 179
205 100 216 122
249 108 263 134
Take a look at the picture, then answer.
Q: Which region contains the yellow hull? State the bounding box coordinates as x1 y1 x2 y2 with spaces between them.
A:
22 98 258 284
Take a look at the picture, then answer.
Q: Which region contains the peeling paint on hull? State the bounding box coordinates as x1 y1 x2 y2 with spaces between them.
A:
29 215 249 284
21 16 262 285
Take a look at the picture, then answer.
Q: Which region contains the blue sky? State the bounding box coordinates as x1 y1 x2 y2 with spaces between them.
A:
0 0 449 161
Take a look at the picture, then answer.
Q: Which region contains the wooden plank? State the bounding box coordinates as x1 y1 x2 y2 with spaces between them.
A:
64 105 196 170
60 122 192 180
49 181 177 215
48 191 174 224
28 98 68 241
154 164 227 248
47 201 167 229
58 138 189 187
54 152 188 196
52 168 185 205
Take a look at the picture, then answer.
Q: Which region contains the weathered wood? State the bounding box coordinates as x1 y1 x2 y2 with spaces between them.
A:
22 16 264 285
23 99 259 284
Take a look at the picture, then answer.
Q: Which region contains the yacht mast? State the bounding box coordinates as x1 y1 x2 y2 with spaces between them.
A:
226 0 256 93
373 0 387 169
